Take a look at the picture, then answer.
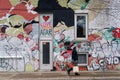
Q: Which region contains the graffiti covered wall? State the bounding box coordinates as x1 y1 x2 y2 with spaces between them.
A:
0 0 120 71
0 0 39 71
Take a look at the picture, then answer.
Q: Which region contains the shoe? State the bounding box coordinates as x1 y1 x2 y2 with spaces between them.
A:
75 73 80 76
67 70 70 76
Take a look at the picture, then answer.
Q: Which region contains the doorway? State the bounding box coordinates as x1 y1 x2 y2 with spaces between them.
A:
40 41 53 70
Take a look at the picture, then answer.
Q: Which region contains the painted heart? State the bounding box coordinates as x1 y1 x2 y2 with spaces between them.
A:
43 16 50 22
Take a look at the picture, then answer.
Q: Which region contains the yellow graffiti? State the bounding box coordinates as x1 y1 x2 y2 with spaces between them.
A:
6 15 24 36
25 63 34 71
9 0 19 6
57 0 69 8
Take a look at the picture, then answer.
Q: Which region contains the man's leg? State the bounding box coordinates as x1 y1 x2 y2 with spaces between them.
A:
74 60 80 76
67 68 73 75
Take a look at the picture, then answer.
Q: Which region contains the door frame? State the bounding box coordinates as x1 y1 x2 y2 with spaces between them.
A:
39 40 53 70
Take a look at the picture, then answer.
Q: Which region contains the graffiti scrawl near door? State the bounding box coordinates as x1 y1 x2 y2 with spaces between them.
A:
39 14 53 40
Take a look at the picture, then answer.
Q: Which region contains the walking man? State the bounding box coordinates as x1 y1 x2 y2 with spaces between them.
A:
67 46 80 76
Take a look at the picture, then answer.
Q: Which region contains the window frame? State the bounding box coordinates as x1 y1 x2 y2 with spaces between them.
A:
74 10 88 41
77 52 88 66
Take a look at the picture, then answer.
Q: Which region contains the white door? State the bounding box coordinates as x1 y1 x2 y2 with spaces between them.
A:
40 41 53 70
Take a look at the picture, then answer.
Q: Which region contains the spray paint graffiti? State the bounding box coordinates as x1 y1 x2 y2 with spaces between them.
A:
0 20 39 72
0 0 120 72
0 0 39 72
0 31 39 71
53 26 120 71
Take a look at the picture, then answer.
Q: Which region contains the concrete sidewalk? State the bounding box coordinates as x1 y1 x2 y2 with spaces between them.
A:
0 71 120 80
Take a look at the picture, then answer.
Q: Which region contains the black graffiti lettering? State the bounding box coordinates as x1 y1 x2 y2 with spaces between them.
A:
106 57 112 65
99 57 120 65
40 28 52 36
114 57 119 65
99 59 104 66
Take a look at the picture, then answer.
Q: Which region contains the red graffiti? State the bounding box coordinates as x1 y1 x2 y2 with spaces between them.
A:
0 0 12 18
10 2 38 20
112 28 120 38
43 16 50 22
88 34 102 42
17 34 24 40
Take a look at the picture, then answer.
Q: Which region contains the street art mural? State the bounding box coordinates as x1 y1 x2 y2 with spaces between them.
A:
1 0 120 72
53 27 120 71
0 0 39 71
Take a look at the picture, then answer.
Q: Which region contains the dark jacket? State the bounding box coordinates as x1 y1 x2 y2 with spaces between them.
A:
72 47 78 61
